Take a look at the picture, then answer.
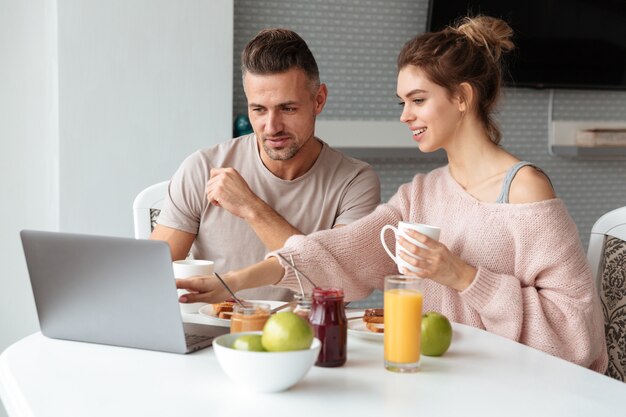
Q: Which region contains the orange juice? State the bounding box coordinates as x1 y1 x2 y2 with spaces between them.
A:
384 288 423 365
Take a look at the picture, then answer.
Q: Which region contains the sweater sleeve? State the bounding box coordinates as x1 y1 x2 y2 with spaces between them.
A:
459 203 607 372
266 184 414 301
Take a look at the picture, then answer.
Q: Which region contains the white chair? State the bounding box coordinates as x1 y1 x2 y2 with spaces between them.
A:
587 206 626 382
132 181 169 239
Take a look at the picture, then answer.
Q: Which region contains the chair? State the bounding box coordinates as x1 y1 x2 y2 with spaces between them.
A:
587 206 626 382
132 181 169 239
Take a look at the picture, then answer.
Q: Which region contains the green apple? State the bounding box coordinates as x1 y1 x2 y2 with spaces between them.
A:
421 311 453 356
232 334 266 352
261 312 313 352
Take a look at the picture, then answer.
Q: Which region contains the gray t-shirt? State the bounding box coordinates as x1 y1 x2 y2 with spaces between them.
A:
157 134 381 299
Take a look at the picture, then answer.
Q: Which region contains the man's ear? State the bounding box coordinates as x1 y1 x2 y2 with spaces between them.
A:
314 83 328 115
456 82 474 113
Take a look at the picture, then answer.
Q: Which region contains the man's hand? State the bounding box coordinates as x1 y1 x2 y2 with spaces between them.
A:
206 167 261 219
205 167 302 251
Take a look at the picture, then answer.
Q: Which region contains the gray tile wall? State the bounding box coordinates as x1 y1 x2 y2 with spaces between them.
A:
233 0 626 307
233 0 426 119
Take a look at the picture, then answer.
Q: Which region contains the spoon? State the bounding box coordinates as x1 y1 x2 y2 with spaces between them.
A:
290 254 306 297
213 272 245 307
270 302 292 314
276 253 318 288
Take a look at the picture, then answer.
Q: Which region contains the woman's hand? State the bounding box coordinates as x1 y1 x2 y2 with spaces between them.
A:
397 230 477 292
176 273 237 304
175 257 286 304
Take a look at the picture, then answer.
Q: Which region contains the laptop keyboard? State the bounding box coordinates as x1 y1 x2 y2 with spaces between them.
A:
185 333 212 346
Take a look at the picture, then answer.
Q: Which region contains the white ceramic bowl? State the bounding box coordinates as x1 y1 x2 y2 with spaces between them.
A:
213 331 321 393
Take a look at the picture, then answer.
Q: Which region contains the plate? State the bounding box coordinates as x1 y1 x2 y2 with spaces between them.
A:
347 310 383 341
198 300 287 327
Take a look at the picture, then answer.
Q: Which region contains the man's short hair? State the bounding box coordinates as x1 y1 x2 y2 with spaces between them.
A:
241 28 320 91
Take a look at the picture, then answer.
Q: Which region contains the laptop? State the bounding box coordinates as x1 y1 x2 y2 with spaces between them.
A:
20 230 228 354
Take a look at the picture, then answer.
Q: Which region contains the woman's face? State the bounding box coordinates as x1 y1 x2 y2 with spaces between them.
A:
396 65 464 153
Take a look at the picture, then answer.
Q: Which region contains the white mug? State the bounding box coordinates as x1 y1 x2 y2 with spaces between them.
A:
380 222 441 274
172 260 214 313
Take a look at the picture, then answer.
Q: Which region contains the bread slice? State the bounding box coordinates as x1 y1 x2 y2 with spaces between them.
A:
217 311 233 320
212 300 235 316
363 308 384 333
365 322 385 333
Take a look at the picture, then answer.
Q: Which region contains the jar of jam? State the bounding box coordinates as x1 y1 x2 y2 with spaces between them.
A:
230 302 270 334
292 293 312 321
309 287 347 367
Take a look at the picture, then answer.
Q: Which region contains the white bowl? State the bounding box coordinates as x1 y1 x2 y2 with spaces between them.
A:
212 331 321 393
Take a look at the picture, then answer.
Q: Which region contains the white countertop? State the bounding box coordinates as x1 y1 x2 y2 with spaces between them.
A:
1 317 624 417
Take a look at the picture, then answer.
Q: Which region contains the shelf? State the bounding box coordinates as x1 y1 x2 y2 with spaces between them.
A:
550 145 626 159
315 120 447 159
337 147 446 159
549 121 626 159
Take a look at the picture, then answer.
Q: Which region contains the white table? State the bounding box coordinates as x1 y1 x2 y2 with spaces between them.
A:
1 318 624 417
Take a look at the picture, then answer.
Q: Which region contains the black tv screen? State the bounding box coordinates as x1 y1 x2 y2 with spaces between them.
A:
427 0 626 90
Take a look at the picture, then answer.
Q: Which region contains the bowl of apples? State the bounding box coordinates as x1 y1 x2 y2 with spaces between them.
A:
212 312 321 393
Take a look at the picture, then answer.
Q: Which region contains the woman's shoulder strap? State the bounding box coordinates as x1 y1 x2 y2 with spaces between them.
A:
496 161 552 204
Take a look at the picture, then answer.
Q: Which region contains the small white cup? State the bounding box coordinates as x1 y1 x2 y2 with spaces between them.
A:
172 259 214 313
380 222 441 274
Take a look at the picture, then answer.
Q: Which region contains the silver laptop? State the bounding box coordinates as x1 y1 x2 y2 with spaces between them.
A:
20 230 228 354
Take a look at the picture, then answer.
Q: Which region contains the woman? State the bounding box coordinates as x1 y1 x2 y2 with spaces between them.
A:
179 16 607 372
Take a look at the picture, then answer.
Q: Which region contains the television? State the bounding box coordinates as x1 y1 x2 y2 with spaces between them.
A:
427 0 626 90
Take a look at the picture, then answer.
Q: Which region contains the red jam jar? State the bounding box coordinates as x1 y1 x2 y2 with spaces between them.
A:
309 287 347 367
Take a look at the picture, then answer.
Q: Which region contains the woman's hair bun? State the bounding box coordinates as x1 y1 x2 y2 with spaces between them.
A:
454 15 515 62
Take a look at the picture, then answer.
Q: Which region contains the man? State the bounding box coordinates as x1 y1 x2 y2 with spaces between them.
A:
151 28 380 300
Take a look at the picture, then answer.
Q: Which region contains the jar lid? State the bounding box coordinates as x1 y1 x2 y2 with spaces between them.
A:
293 292 312 302
312 287 344 299
233 301 271 315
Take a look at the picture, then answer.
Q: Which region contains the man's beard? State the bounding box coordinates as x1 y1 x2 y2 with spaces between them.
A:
262 139 300 161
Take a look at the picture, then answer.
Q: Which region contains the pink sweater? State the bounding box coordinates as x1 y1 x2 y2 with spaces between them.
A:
272 166 608 372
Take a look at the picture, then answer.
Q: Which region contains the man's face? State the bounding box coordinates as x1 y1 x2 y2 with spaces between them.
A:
243 68 326 161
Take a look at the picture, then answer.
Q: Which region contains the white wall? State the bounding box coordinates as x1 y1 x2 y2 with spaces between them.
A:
0 1 58 415
58 0 233 236
0 1 232 414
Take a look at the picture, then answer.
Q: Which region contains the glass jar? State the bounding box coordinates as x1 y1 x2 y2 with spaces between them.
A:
309 287 347 367
292 293 312 321
229 302 270 334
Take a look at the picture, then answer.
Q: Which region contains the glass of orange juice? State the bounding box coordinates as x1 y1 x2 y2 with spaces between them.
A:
384 275 423 372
